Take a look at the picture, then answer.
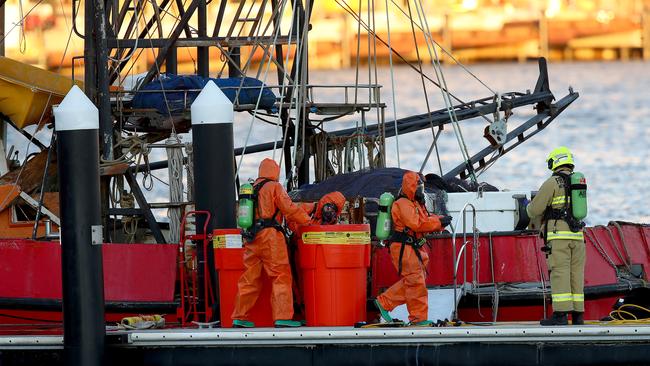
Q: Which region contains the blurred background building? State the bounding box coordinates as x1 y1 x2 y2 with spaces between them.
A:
1 0 649 73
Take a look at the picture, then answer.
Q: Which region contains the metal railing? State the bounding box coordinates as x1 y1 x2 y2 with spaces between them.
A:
451 201 478 320
305 84 382 106
109 83 383 110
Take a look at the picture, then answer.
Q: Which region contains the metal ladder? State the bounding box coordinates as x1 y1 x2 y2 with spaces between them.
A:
177 210 214 327
451 202 479 320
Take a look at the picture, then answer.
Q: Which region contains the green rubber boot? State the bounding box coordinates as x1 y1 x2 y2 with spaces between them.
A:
233 319 255 328
409 320 434 327
274 320 302 328
374 299 392 323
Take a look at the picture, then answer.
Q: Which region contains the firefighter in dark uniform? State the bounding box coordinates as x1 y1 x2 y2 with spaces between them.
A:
527 147 587 326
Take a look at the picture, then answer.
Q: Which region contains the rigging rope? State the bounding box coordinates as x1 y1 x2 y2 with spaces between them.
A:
185 144 194 201
235 0 293 183
412 0 477 184
369 0 385 167
166 133 184 243
109 0 141 64
383 0 401 168
288 0 311 188
272 0 300 162
274 0 307 185
232 0 291 105
389 0 497 96
352 0 362 107
405 0 442 175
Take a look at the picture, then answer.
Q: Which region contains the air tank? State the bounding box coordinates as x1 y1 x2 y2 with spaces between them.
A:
570 172 588 220
375 192 395 240
238 183 255 229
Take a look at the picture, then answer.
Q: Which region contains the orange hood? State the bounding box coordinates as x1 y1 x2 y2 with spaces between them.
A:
314 191 346 220
401 171 419 201
257 158 280 182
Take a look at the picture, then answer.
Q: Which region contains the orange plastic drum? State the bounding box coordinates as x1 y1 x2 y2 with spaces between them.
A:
297 224 371 326
213 229 273 327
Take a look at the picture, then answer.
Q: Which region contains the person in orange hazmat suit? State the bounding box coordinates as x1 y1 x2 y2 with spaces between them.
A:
374 171 452 326
288 191 347 232
310 191 346 225
232 158 311 328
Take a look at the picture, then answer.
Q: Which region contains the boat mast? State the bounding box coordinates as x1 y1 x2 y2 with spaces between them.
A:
295 0 313 188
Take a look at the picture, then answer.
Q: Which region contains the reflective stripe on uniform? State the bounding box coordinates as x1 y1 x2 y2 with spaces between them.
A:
551 196 567 205
551 293 573 302
547 231 584 241
573 293 584 302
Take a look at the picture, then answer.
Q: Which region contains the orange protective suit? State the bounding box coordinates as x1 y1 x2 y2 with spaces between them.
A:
376 171 442 323
287 191 346 232
310 191 346 225
232 159 310 321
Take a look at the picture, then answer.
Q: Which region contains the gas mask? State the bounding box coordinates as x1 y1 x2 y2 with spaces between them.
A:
320 203 338 225
414 183 425 204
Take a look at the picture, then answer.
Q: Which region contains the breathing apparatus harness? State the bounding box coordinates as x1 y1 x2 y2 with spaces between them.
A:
388 195 429 276
242 179 287 242
541 171 586 256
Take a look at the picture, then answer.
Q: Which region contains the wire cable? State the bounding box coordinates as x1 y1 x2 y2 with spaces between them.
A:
383 0 401 168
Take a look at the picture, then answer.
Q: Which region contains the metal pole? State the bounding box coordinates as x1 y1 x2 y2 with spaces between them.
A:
54 85 105 366
197 0 209 76
191 81 235 320
166 47 178 74
228 47 242 78
94 0 113 161
84 0 97 100
296 0 312 187
93 0 113 242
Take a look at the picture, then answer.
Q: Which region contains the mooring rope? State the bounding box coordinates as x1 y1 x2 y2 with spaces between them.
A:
166 133 184 243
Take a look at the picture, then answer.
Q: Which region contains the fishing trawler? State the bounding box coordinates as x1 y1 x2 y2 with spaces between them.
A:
0 0 648 365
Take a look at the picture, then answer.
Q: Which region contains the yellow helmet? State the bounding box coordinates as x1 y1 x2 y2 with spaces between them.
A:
547 146 575 171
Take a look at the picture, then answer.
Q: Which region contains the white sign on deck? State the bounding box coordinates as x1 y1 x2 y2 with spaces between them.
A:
388 288 461 323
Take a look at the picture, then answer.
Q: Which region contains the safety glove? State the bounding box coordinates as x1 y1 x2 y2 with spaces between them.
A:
439 215 453 228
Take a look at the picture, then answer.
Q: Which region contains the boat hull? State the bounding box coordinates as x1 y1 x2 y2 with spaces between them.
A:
0 240 178 324
371 223 650 322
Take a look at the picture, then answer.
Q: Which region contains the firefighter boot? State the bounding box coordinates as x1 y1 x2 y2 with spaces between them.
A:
540 312 568 326
572 311 585 325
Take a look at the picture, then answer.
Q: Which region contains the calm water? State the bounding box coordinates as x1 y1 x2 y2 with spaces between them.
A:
234 61 650 225
10 61 649 225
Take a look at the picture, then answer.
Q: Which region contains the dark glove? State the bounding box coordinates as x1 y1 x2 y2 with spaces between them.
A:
522 198 530 207
439 215 453 228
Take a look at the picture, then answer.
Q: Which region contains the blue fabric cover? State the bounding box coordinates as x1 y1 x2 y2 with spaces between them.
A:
132 74 276 114
289 168 498 219
291 168 407 202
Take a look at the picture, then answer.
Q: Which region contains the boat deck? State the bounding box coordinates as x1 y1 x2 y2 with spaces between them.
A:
2 323 650 365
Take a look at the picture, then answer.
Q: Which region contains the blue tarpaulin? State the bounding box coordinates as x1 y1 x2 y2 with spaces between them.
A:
132 74 277 114
290 168 497 202
289 168 498 222
290 168 407 202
